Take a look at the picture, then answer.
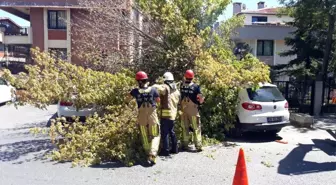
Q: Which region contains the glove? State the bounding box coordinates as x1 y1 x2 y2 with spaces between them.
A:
197 94 204 104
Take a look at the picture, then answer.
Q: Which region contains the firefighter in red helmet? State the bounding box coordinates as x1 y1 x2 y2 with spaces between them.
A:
179 69 204 152
130 71 161 165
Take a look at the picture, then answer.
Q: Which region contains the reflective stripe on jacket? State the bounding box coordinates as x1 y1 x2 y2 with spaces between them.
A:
154 84 180 120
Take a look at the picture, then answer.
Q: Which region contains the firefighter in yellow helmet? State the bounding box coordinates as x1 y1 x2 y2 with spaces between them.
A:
153 72 180 156
130 71 160 165
179 69 204 152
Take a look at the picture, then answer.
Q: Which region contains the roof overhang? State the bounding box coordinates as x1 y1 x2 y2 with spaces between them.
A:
0 1 79 7
0 16 23 28
232 25 296 40
237 12 287 16
0 7 30 21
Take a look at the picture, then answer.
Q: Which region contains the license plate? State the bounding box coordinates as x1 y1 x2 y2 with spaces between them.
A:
267 117 282 123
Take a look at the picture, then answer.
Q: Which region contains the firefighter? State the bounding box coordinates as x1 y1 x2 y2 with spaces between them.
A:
179 69 204 152
154 72 180 156
130 71 161 165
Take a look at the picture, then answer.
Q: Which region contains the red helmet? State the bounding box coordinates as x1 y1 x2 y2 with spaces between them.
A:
135 71 148 81
184 70 194 79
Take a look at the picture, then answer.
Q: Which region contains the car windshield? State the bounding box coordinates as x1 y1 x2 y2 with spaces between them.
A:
247 86 285 102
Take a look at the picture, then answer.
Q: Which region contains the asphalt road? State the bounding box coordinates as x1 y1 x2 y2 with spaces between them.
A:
0 104 335 185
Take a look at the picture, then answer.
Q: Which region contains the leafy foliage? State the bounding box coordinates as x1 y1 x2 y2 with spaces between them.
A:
3 48 135 110
136 0 234 80
48 109 141 167
5 48 141 167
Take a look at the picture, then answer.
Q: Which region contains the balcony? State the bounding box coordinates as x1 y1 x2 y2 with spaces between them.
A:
233 24 296 40
0 47 31 66
2 27 32 44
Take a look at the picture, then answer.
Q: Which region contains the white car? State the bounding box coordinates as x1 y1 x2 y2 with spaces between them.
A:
0 77 16 104
232 83 290 136
57 95 96 120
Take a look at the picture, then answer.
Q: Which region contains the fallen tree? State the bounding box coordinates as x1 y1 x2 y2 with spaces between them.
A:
3 0 270 166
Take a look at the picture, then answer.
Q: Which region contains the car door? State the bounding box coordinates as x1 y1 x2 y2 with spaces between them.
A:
0 78 11 103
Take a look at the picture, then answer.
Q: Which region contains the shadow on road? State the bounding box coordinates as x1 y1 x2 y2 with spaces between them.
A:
278 139 336 175
4 121 47 131
90 161 128 169
226 132 283 143
0 139 54 162
326 129 336 139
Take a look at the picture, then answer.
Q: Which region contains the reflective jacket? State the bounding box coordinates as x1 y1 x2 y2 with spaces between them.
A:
153 83 180 120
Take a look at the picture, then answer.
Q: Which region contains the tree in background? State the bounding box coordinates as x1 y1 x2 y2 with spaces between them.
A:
274 0 335 82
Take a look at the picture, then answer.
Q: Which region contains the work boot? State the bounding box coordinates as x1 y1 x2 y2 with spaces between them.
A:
148 155 156 166
196 147 203 152
170 148 178 154
159 150 170 157
181 145 192 151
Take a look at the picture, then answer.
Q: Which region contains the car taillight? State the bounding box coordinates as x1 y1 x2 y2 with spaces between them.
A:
60 101 73 106
285 102 289 109
242 102 262 111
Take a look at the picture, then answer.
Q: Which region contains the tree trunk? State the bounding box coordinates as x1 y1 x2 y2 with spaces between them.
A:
321 3 336 80
320 0 335 115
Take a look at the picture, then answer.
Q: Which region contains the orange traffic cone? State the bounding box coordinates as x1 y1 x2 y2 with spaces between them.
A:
232 148 248 185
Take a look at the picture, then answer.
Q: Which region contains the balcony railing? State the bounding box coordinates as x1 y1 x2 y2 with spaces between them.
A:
3 27 30 36
251 22 289 26
0 56 27 63
3 27 32 44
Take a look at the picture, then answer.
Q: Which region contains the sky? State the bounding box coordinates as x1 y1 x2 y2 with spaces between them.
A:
217 0 281 21
0 0 281 27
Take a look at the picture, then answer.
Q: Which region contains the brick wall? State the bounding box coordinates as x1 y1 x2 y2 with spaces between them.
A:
30 8 44 50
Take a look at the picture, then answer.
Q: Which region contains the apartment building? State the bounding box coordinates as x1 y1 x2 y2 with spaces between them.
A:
231 1 296 80
0 17 31 64
0 0 133 64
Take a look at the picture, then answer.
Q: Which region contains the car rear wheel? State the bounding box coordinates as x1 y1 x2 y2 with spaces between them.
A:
228 127 242 138
227 117 242 138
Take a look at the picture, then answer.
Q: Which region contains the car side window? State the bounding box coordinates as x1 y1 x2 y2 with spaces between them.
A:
0 78 8 85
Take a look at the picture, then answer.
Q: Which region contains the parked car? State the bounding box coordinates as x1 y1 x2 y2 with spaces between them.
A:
231 83 290 136
0 77 16 104
57 94 96 120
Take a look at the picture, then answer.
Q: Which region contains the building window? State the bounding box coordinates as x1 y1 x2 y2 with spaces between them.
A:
48 10 67 29
49 48 67 60
257 40 274 56
252 16 268 23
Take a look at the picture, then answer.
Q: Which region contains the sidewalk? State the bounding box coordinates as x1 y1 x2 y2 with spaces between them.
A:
314 115 336 130
314 115 336 139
